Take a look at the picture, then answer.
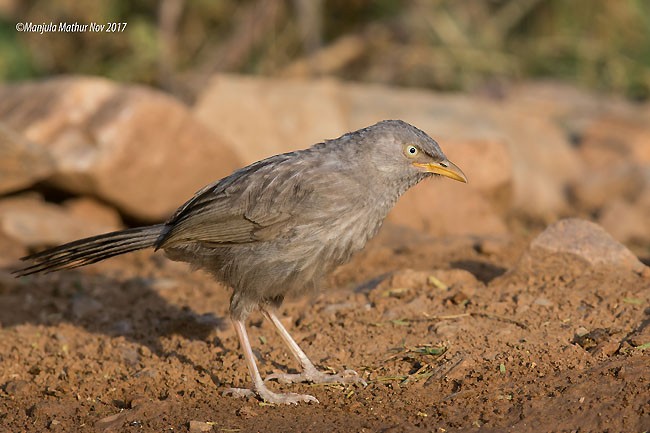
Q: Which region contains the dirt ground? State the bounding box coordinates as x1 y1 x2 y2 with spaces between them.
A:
0 223 648 433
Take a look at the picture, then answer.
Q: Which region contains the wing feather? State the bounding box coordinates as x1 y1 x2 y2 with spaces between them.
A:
156 152 312 249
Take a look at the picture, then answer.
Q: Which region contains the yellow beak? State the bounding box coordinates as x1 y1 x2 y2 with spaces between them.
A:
413 159 467 183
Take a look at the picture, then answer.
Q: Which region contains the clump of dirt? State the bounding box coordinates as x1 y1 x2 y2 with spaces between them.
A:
0 225 648 432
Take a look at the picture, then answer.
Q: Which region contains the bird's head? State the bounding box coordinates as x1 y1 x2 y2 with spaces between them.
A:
360 120 467 184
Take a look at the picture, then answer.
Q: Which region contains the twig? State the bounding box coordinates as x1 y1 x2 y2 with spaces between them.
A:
470 312 528 330
420 311 528 329
422 312 470 321
424 353 465 387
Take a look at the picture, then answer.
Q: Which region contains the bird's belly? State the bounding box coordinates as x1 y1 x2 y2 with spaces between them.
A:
164 208 385 318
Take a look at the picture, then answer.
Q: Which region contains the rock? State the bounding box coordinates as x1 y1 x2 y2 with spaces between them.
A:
343 79 581 220
341 82 513 233
0 76 242 221
194 76 510 236
0 195 122 247
598 199 650 245
388 181 507 237
63 197 122 229
490 110 583 220
0 123 54 195
194 74 347 164
343 82 513 200
570 117 649 212
0 229 25 267
570 163 644 211
474 236 510 256
569 112 650 232
344 82 499 143
581 115 650 165
520 218 646 274
235 405 259 418
441 138 512 196
3 379 33 397
501 81 606 119
188 420 213 433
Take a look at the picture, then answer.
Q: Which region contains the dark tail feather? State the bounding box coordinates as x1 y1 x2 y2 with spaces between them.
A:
13 224 166 277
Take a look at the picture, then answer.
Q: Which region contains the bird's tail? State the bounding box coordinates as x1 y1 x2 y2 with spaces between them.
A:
13 224 166 277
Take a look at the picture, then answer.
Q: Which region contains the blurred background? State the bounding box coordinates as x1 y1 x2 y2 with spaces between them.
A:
2 0 650 101
0 0 649 263
1 3 649 431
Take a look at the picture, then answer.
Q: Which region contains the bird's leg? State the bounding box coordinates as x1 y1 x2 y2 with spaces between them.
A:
261 308 367 386
222 318 318 404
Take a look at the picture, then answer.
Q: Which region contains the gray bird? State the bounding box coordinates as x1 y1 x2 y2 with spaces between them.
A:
14 120 467 404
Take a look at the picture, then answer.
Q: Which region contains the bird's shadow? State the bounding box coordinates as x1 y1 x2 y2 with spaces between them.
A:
0 256 232 370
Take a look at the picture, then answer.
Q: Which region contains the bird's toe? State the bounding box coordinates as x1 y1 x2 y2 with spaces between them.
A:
264 372 304 384
222 387 256 399
338 369 368 386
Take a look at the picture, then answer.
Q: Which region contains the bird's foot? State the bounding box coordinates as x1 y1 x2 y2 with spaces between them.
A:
266 367 367 386
222 386 319 405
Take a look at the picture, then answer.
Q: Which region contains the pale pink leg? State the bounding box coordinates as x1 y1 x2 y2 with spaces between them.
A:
261 308 367 386
222 318 319 404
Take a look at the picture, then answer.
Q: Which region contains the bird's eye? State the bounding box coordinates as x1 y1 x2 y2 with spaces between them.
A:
405 145 419 157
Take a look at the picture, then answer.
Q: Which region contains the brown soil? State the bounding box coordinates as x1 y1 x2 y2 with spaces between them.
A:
1 224 649 433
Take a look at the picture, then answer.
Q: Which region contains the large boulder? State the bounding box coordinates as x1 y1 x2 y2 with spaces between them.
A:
598 198 650 246
195 76 512 237
387 181 507 237
0 76 242 221
570 113 650 213
341 82 513 235
194 74 347 164
342 81 581 221
0 123 54 195
0 195 122 248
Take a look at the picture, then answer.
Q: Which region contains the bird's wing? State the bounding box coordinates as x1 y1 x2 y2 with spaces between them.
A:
156 154 313 249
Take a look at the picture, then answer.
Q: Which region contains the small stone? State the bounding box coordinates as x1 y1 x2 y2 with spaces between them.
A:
521 218 646 274
446 291 469 306
128 394 148 409
236 405 259 418
534 297 553 307
138 346 152 358
592 341 620 358
475 237 509 255
4 379 31 397
189 420 213 432
119 347 140 367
